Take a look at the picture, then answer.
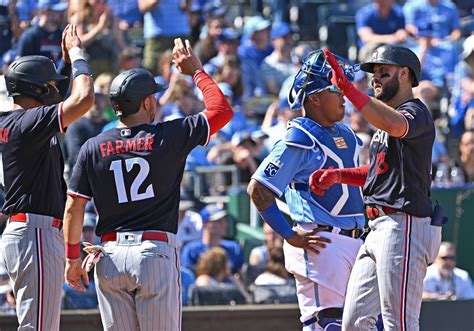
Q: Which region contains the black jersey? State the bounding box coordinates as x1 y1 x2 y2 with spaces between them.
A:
363 99 435 217
68 114 209 236
0 104 67 219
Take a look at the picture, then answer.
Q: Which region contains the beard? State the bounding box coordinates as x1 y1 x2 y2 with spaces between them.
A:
374 73 399 102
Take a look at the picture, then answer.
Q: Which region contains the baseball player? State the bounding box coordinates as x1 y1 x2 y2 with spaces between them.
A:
310 46 443 330
63 38 233 331
0 24 94 330
247 50 366 330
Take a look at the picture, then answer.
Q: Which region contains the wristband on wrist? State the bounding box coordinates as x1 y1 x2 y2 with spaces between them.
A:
259 204 295 240
65 242 81 260
72 59 92 80
343 85 371 111
69 47 86 63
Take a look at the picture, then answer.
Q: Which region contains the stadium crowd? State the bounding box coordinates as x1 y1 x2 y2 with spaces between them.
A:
0 0 473 312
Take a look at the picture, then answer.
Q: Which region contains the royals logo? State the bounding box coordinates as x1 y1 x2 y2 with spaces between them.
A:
333 137 348 149
264 159 283 178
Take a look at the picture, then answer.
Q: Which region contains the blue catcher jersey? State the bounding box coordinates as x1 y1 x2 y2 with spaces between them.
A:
252 117 365 230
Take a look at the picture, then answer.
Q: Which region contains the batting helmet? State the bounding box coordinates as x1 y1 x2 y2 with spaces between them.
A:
288 50 357 110
109 68 167 117
359 45 421 87
5 55 67 105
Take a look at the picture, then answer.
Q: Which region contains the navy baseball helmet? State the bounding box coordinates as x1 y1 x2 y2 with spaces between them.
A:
5 55 67 105
288 50 357 110
109 68 167 117
359 45 421 87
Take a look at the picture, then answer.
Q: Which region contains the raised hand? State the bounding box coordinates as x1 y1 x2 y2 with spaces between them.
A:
323 48 352 92
62 24 82 63
286 227 332 254
309 167 341 196
172 38 203 77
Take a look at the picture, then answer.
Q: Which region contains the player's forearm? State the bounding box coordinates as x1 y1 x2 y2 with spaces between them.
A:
247 179 295 240
63 196 87 259
194 71 233 135
358 98 407 137
339 164 369 187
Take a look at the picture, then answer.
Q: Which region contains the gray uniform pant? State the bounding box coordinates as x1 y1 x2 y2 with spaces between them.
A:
95 231 181 331
342 213 442 331
0 214 65 331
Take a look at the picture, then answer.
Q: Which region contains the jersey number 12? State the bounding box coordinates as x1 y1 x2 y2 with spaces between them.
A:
110 157 155 203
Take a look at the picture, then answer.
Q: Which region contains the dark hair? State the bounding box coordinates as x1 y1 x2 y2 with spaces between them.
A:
265 246 291 279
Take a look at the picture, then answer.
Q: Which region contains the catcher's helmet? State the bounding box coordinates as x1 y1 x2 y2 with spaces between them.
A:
5 55 67 105
109 68 167 117
288 50 357 110
359 45 421 87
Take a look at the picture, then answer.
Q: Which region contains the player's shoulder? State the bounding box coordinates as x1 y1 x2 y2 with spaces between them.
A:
398 99 430 116
284 117 317 149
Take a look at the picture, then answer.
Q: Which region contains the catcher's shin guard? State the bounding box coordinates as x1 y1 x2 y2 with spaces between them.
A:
303 307 343 330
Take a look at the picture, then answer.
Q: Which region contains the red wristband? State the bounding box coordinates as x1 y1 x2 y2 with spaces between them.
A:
344 84 371 111
65 242 81 260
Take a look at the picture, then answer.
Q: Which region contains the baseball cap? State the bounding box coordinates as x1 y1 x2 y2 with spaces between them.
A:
201 204 228 223
231 131 257 147
37 0 69 11
271 22 292 40
244 16 271 36
218 28 240 42
461 35 474 60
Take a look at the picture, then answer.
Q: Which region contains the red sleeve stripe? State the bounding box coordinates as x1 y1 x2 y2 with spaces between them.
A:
67 190 92 200
399 115 410 139
200 113 211 146
58 102 65 133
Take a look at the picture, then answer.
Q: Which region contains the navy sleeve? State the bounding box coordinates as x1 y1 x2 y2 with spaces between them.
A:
398 102 433 140
67 141 93 200
19 103 65 142
16 29 36 56
165 113 209 156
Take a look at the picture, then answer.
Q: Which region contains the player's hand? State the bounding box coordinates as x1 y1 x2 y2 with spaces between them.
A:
62 24 82 63
286 227 332 254
172 38 204 77
65 258 89 292
309 167 341 196
323 49 353 92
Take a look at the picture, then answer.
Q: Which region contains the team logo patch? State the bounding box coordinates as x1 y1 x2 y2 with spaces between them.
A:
264 160 283 178
120 129 131 137
333 137 348 149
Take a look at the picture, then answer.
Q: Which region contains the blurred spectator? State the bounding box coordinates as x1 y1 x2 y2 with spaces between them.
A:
253 246 292 286
181 204 244 274
118 46 142 72
163 79 201 121
81 211 98 244
355 0 407 62
459 129 474 183
278 43 311 102
176 198 203 250
93 72 116 122
403 0 461 103
16 0 67 65
214 56 243 106
108 0 143 44
238 16 273 99
140 0 190 74
65 87 108 172
356 132 372 166
218 131 263 184
450 35 474 138
181 266 195 305
69 0 125 76
0 0 21 58
249 223 283 269
423 242 474 300
204 27 240 77
195 247 232 286
262 98 301 150
1 49 16 75
261 22 297 96
193 15 224 65
15 0 36 28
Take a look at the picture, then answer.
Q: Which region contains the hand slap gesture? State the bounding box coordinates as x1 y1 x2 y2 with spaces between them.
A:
172 38 204 77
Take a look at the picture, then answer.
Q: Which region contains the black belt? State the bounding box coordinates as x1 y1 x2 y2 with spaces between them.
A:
314 224 366 239
290 182 308 190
